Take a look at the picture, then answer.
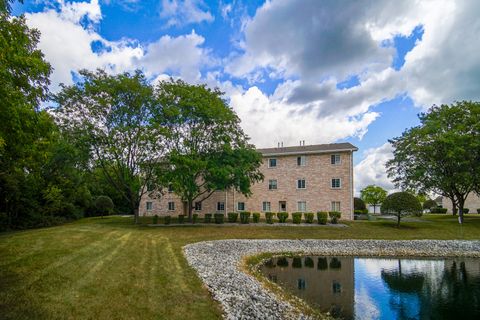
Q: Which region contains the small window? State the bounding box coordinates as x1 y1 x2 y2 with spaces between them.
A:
297 201 306 212
217 202 225 211
168 184 174 193
298 278 306 290
268 179 278 190
194 202 202 211
332 281 342 294
168 201 175 211
237 202 245 211
146 201 153 211
268 158 277 168
331 201 341 212
331 178 341 189
297 179 306 189
262 201 271 212
297 156 306 166
331 154 341 165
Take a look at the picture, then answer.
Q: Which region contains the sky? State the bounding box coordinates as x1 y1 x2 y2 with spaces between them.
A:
13 0 480 195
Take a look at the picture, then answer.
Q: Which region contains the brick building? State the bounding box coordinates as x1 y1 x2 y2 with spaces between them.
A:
139 142 358 220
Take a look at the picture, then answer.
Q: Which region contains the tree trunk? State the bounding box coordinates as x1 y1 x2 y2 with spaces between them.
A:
397 213 401 228
134 207 139 224
458 198 464 224
188 200 193 222
373 205 377 215
451 198 457 216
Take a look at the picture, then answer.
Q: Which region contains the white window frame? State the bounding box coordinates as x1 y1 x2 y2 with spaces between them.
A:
297 201 307 212
297 179 306 189
297 155 306 166
217 202 225 211
331 178 341 189
262 201 271 212
146 201 153 211
237 202 245 211
331 154 341 165
168 201 175 211
194 201 202 211
268 179 278 190
268 158 277 168
331 201 341 212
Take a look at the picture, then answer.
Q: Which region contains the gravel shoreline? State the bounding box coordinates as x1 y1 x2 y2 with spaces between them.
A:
183 239 480 320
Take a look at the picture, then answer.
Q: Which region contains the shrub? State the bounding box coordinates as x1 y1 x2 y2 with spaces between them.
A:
178 215 185 224
227 212 238 223
354 209 368 215
252 212 260 223
317 257 328 270
292 257 302 268
430 207 448 214
354 197 367 211
95 195 114 218
192 213 198 224
292 212 302 224
277 212 288 223
204 213 212 223
240 211 251 224
152 215 159 224
381 191 422 227
304 212 314 224
329 257 342 269
463 208 469 214
423 199 438 210
276 257 288 267
214 213 224 224
329 211 341 224
477 208 480 214
265 212 274 224
164 215 171 225
317 211 328 225
304 257 314 268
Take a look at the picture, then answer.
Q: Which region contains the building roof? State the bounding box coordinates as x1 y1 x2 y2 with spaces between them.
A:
257 142 358 156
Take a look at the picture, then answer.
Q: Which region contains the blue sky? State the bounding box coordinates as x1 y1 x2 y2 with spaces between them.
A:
14 0 480 193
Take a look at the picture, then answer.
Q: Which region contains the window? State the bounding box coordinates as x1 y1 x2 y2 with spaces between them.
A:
332 281 342 294
298 278 306 290
146 201 153 211
168 184 174 193
268 179 278 190
237 202 245 211
331 154 341 165
217 202 225 211
268 158 277 168
194 202 202 211
331 178 341 189
297 179 306 189
297 201 306 212
331 201 341 212
297 155 306 166
262 201 271 212
168 201 175 211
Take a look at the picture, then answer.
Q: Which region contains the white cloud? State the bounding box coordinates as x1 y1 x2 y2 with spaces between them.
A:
160 0 214 27
354 143 396 195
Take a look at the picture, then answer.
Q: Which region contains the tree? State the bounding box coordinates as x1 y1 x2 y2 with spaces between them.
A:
360 185 387 214
95 196 114 218
381 192 422 227
354 197 367 211
53 70 166 224
422 199 438 210
155 79 264 221
387 101 480 224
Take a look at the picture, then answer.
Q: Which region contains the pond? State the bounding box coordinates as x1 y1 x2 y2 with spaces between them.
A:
260 256 480 319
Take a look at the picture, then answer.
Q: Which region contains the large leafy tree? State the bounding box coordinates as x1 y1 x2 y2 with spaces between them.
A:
155 79 263 221
53 70 166 223
386 101 480 224
360 185 387 214
381 192 422 227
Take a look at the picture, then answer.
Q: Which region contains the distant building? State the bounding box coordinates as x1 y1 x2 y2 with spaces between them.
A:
140 142 358 220
442 193 480 213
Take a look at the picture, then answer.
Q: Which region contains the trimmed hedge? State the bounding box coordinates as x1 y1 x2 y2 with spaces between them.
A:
329 211 341 224
214 213 224 224
292 212 302 224
204 213 212 223
164 215 171 225
240 211 251 224
277 212 288 223
153 215 159 224
430 207 447 214
477 208 480 214
265 212 274 224
227 212 238 223
463 208 470 214
304 212 314 224
178 215 185 224
252 212 260 223
317 211 328 225
192 213 198 224
354 209 368 215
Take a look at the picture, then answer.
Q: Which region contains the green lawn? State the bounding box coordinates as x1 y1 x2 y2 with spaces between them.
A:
1 215 479 319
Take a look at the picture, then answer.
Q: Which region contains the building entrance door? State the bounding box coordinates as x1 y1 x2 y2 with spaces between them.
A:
279 201 287 212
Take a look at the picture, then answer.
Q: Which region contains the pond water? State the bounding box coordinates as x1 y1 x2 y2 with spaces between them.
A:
260 256 480 319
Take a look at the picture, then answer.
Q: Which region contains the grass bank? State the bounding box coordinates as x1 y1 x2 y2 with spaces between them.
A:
1 214 479 319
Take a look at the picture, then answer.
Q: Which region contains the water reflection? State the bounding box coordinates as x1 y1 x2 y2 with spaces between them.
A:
260 256 480 320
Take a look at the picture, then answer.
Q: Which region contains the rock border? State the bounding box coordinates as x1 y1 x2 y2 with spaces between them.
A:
183 239 480 320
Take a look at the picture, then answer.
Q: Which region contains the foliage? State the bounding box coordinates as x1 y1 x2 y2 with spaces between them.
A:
381 192 422 227
192 213 198 224
354 197 367 211
304 212 314 224
178 215 185 224
387 101 480 224
227 212 238 223
477 209 480 214
252 212 260 223
360 185 387 214
423 199 438 210
95 196 114 218
276 212 288 223
430 207 448 214
292 257 302 268
164 215 171 225
463 208 469 214
329 211 341 224
214 213 224 224
204 213 212 223
292 212 302 224
317 212 328 225
304 257 314 268
152 215 158 224
354 209 368 215
240 211 250 224
265 212 274 224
